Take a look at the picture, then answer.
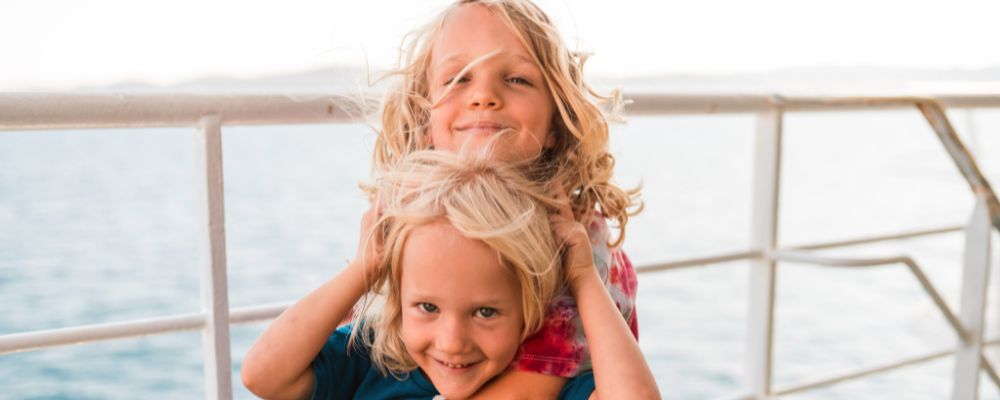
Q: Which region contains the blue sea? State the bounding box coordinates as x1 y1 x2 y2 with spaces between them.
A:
3 109 1000 399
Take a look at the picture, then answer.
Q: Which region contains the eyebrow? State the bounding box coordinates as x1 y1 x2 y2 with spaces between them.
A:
435 52 537 70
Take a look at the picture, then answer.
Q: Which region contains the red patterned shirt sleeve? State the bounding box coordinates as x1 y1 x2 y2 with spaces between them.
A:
510 215 640 377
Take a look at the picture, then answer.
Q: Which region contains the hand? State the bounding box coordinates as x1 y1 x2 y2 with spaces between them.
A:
549 184 595 291
354 204 383 277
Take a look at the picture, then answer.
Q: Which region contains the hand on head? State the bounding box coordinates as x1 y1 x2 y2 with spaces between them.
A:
548 182 595 291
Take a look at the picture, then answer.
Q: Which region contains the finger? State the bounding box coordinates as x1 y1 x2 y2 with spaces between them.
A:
548 215 569 241
551 182 574 220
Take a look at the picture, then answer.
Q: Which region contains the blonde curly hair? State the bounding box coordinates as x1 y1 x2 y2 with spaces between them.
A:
373 0 640 247
353 147 563 376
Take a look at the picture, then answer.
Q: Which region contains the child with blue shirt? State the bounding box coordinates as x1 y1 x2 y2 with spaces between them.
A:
241 148 658 399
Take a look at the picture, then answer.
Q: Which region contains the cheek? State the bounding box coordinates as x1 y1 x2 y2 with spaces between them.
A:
399 313 427 353
487 320 525 360
514 102 556 152
527 93 556 127
486 333 522 364
536 107 555 131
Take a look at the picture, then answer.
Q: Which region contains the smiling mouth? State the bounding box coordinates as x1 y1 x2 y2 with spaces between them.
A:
434 358 480 370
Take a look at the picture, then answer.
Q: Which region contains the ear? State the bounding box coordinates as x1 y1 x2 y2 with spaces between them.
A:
544 114 561 149
543 129 557 149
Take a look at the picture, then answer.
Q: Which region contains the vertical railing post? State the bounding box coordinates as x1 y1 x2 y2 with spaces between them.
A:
952 196 992 399
746 105 784 398
964 110 979 158
195 114 233 400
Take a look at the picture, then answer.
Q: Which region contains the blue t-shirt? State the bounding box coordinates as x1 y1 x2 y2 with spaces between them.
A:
311 325 595 399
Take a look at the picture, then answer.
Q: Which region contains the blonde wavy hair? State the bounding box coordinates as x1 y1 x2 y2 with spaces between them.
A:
373 0 641 247
353 147 563 376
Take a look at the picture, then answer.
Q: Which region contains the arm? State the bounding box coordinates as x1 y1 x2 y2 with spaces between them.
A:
467 370 567 400
569 265 658 400
468 220 640 400
551 194 660 400
241 209 379 400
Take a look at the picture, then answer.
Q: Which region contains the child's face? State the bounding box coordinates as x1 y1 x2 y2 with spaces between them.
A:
399 222 525 399
427 4 557 162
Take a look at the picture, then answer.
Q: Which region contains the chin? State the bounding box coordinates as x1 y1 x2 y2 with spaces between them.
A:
431 371 488 400
438 385 478 400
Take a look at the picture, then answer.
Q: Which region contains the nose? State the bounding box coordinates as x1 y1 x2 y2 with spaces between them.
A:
467 81 502 110
435 316 472 354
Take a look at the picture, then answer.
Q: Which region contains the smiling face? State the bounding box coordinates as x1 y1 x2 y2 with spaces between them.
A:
399 222 525 399
427 3 556 162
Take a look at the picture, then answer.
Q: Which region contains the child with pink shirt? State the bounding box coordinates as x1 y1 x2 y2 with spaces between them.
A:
371 0 643 396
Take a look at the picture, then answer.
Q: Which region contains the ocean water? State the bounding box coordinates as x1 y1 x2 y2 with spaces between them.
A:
3 109 1000 399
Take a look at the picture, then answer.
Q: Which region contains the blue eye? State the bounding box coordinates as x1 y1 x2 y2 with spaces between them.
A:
507 77 532 86
476 307 498 318
418 303 439 313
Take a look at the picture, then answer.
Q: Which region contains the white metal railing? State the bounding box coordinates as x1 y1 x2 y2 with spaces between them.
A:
2 93 1000 399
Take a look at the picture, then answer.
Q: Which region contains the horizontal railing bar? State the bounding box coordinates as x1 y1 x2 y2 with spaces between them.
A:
230 302 293 324
0 93 371 131
773 251 911 268
624 94 780 115
772 348 954 396
785 96 1000 112
0 303 296 355
773 251 968 344
635 224 961 274
624 94 1000 115
3 93 1000 131
786 225 963 251
0 312 206 355
729 337 1000 398
636 250 760 273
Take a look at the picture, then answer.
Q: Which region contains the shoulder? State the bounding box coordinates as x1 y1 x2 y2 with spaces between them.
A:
558 370 596 400
312 325 438 399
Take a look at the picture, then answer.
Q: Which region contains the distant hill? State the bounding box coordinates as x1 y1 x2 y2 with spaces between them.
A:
72 65 1000 95
73 65 380 93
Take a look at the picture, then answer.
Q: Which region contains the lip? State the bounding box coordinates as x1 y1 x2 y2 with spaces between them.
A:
455 121 510 134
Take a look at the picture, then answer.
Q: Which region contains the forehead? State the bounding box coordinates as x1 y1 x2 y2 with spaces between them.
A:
430 4 536 69
400 222 521 304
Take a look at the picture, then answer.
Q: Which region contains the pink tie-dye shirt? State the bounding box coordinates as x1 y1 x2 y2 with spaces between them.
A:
510 215 639 378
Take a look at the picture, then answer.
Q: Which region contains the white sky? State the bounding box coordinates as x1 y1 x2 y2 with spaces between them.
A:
3 0 999 90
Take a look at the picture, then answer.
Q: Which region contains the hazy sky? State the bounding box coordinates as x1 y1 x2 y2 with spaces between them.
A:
4 0 999 90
